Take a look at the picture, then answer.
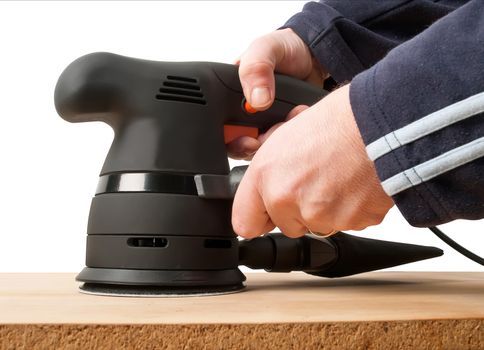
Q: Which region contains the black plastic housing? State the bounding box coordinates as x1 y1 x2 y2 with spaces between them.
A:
55 52 325 291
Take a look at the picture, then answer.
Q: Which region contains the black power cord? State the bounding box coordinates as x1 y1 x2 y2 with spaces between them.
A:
429 226 484 266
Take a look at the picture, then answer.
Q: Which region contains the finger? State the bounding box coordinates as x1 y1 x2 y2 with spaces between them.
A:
226 136 261 160
286 105 309 121
297 200 336 235
257 122 283 145
232 165 274 238
268 213 307 238
255 106 310 145
238 36 284 110
262 185 307 238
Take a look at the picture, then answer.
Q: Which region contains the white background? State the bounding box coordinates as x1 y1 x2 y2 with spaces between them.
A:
0 1 481 273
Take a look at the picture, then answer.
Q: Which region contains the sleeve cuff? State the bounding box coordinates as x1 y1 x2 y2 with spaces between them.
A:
349 67 451 227
281 2 365 83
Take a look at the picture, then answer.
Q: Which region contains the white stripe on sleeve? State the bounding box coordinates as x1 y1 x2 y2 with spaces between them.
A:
382 137 484 196
366 91 484 161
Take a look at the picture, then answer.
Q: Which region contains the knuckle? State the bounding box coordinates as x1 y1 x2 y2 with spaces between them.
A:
341 211 367 231
279 227 306 238
349 223 368 231
232 216 260 238
344 212 384 231
369 214 386 226
254 33 280 50
231 218 250 237
300 206 324 226
268 189 293 210
239 61 274 79
354 203 388 227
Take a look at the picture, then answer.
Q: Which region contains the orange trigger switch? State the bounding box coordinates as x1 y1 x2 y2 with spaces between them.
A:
244 101 258 114
224 125 259 144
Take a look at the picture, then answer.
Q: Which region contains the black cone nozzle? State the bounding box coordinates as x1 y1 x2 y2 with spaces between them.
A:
239 232 443 277
311 232 444 277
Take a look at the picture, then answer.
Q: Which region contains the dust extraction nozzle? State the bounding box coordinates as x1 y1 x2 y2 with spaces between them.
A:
239 232 443 277
310 233 443 277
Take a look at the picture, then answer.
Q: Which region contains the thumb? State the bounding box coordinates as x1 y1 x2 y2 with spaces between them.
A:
238 36 284 111
232 164 275 238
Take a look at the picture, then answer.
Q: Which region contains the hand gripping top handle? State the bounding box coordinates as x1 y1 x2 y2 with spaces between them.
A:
54 52 325 177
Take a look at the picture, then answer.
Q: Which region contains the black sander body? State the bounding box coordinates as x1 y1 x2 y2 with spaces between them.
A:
54 52 443 296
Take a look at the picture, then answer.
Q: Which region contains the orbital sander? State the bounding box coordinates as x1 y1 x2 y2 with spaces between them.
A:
54 52 443 297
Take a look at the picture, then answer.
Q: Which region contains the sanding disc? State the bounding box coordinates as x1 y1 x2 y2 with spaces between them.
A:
79 283 245 297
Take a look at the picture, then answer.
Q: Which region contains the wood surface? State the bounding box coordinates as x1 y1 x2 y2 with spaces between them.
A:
1 272 483 349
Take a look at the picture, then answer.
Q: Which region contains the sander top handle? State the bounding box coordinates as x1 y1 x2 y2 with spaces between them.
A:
54 52 325 176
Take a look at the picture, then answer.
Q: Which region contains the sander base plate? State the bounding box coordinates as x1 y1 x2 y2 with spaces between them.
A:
79 282 245 297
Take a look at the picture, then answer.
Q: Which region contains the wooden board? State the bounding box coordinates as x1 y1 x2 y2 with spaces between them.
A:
1 272 483 349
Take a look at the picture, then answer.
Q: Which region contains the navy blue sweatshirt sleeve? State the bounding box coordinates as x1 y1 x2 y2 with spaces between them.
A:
282 0 463 83
350 1 484 226
283 0 484 227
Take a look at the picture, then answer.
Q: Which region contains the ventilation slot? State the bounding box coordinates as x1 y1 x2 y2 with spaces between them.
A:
163 81 201 90
127 237 168 248
167 75 198 83
159 87 203 97
156 75 206 105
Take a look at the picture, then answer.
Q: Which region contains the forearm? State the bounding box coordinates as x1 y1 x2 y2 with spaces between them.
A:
349 0 484 226
282 0 465 83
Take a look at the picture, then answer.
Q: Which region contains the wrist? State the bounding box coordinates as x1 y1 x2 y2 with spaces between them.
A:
326 84 393 203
